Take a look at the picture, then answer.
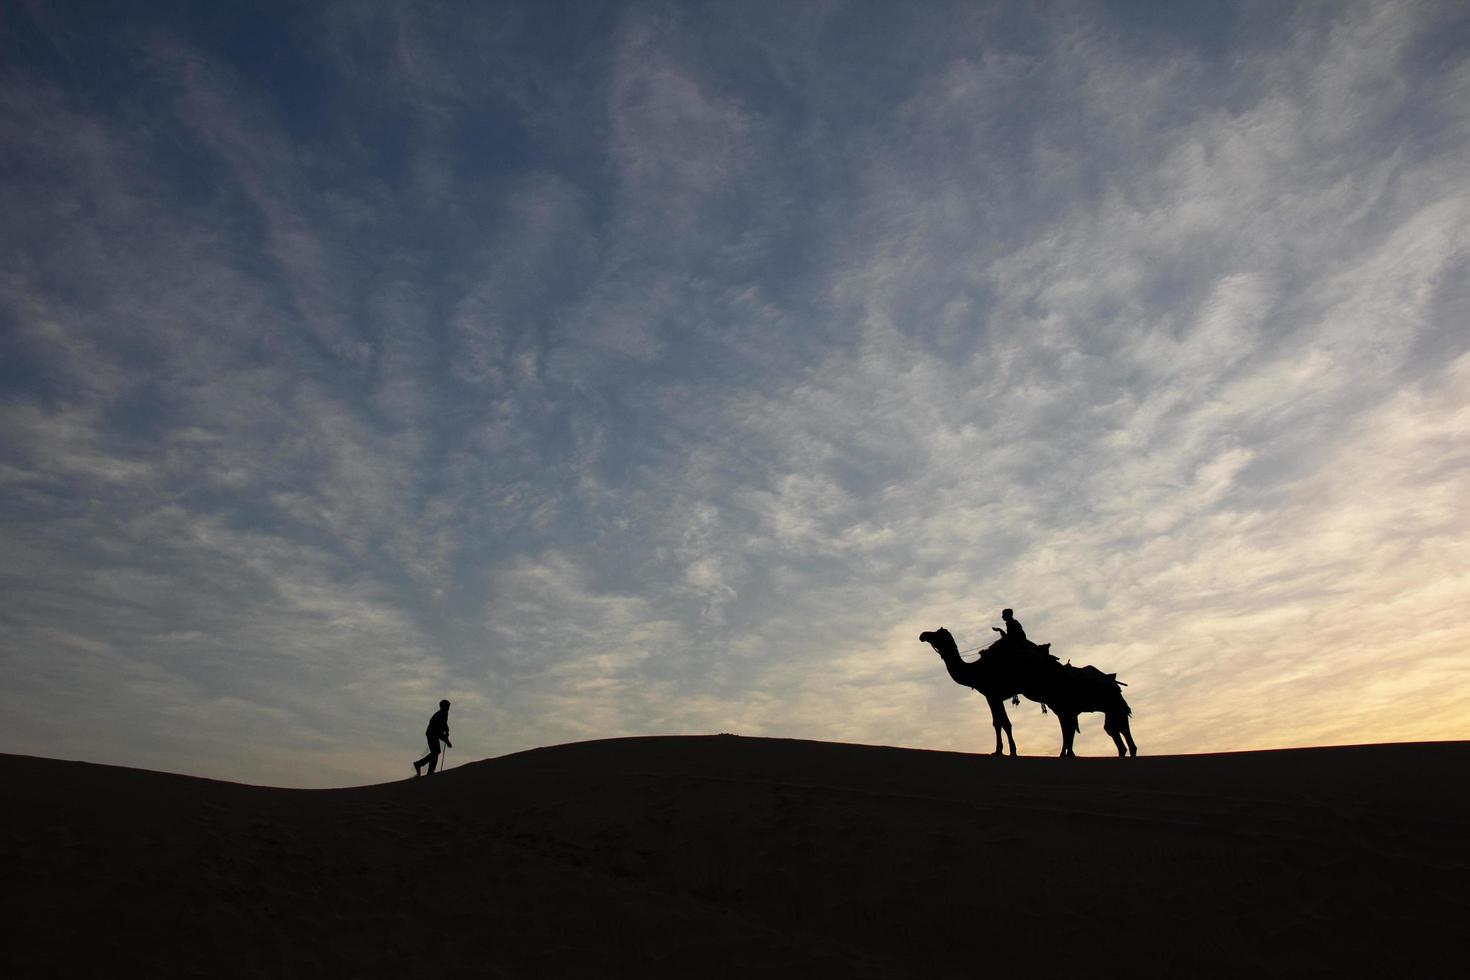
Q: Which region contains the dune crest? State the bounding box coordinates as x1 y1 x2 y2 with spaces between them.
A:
6 737 1468 978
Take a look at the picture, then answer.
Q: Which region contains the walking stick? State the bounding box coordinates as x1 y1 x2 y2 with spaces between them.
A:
441 740 449 772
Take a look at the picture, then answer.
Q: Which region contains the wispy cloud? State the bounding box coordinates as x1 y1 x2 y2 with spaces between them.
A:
2 1 1467 784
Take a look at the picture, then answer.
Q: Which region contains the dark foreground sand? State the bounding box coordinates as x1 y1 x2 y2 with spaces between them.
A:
4 737 1468 979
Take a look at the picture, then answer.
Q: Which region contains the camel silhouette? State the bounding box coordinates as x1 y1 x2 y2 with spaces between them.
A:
919 627 1138 757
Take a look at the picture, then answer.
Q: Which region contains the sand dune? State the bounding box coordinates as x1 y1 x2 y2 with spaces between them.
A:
5 737 1468 978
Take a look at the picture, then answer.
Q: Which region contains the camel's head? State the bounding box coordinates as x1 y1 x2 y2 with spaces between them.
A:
918 628 955 656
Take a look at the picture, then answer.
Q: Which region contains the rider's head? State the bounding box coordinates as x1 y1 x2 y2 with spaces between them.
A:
1002 608 1013 621
440 699 451 710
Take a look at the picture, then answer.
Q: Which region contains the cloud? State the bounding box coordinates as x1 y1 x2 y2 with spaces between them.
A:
2 1 1467 783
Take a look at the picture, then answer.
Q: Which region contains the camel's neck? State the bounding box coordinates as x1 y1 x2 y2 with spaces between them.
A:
937 647 985 687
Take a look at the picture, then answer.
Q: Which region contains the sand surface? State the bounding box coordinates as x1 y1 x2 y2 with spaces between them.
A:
4 736 1468 978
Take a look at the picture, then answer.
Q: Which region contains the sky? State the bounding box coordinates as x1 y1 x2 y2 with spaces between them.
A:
2 1 1468 787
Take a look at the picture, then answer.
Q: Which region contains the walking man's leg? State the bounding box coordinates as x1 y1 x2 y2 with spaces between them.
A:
414 737 439 776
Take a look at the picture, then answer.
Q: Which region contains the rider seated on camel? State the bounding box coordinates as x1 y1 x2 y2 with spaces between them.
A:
992 608 1028 646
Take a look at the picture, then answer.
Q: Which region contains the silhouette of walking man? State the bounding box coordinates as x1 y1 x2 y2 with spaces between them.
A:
414 699 452 777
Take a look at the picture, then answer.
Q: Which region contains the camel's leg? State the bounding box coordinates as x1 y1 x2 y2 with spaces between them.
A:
1056 712 1077 757
1104 712 1128 757
1121 717 1138 757
986 696 1017 756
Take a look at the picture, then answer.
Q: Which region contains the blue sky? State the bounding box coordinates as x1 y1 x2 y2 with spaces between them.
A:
3 1 1468 786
